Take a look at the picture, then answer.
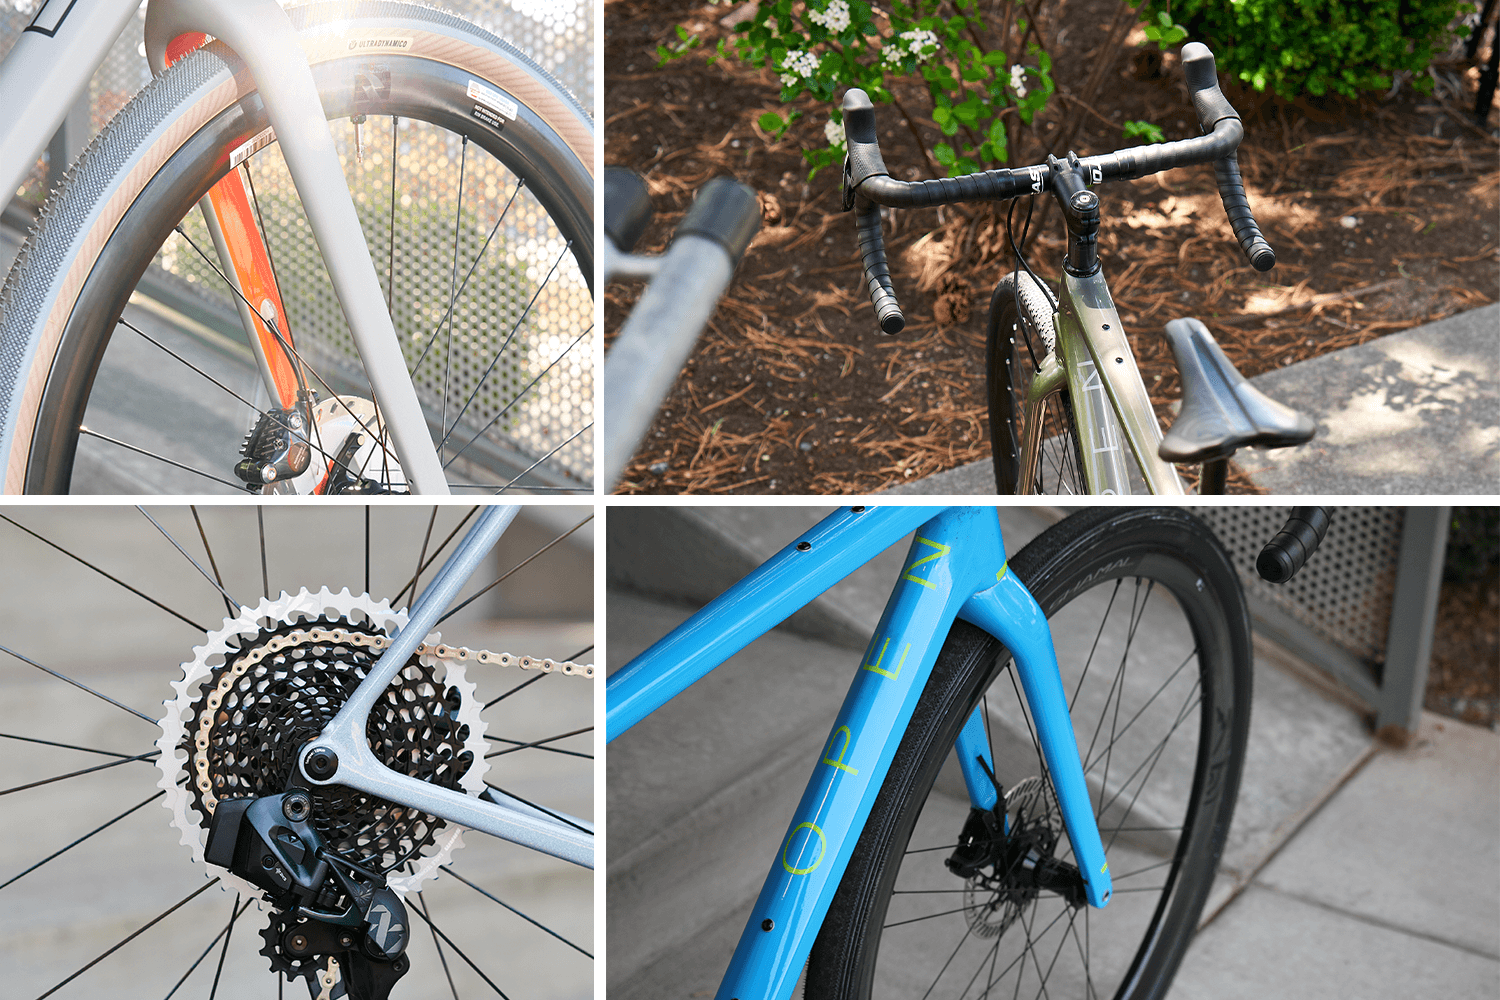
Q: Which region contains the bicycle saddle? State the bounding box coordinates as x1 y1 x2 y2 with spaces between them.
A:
1158 317 1316 463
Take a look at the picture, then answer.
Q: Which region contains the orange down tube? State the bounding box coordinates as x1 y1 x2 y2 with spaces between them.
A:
169 32 300 410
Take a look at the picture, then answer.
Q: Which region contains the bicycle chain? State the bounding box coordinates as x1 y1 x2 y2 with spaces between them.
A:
190 626 592 813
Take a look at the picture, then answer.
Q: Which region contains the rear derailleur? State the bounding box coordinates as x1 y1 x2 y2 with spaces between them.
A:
205 789 410 1000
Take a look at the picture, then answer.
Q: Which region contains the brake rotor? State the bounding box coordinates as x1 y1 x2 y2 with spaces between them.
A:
155 587 488 897
962 776 1063 939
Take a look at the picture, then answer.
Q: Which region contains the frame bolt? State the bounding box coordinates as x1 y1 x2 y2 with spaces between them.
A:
303 747 339 781
283 790 312 822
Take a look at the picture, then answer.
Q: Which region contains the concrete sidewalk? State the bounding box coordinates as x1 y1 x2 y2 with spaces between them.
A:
1174 710 1499 1000
604 507 1500 999
887 303 1499 496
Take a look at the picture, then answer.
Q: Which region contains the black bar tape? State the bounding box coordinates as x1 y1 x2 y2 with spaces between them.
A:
677 177 761 268
855 199 904 334
604 167 653 252
1214 155 1276 271
856 170 1030 208
1256 506 1332 583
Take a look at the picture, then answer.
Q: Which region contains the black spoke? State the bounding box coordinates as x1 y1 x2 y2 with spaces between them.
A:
493 421 593 494
206 894 241 1000
442 136 470 437
418 887 461 1000
482 673 545 710
446 334 592 473
405 177 527 381
438 865 592 958
411 507 438 604
0 750 159 797
161 895 253 1000
191 506 237 619
117 319 352 481
392 507 480 606
1 790 163 892
0 513 207 632
35 877 220 999
917 915 978 1000
439 515 593 624
137 507 242 610
171 226 404 478
483 726 592 760
436 240 572 452
78 426 247 490
257 507 270 599
0 732 141 759
406 892 512 999
0 643 155 724
481 784 593 836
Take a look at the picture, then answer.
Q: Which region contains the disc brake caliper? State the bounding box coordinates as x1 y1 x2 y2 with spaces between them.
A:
206 790 410 1000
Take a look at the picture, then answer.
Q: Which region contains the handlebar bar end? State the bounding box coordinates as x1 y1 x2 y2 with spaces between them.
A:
678 177 761 268
1248 243 1276 272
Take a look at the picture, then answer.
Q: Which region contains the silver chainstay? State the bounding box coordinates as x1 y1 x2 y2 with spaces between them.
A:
192 627 593 813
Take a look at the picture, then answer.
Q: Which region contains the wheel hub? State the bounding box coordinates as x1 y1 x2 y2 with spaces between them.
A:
949 776 1078 939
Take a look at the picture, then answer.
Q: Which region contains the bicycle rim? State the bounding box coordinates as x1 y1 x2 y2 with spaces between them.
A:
0 505 594 998
0 3 593 495
810 507 1251 1000
986 273 1087 495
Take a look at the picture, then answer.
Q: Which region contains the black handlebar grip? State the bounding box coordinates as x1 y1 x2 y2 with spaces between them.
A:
1180 42 1276 272
604 167 654 252
842 88 890 190
1256 507 1332 584
855 200 904 333
1181 42 1240 129
1214 155 1276 271
677 177 761 268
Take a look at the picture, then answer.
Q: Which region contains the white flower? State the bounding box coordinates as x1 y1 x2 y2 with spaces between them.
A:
1009 64 1028 99
881 44 903 68
808 0 851 33
780 72 799 87
782 49 820 79
900 29 940 63
825 118 846 147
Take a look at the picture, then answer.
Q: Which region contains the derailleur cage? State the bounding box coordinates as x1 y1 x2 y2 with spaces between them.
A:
205 789 411 1000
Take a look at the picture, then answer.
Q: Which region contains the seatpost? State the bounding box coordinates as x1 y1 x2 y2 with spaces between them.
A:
1049 153 1101 276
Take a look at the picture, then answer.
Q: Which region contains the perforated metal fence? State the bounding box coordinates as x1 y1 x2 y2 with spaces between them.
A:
2 0 593 489
1189 506 1405 662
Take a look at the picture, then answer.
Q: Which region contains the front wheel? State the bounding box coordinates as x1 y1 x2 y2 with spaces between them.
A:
986 272 1087 495
0 1 593 494
809 507 1252 1000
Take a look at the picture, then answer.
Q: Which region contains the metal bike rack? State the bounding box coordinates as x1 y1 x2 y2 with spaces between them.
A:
1191 506 1451 737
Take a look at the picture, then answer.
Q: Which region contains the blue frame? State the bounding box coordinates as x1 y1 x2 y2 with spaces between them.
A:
606 506 1112 1000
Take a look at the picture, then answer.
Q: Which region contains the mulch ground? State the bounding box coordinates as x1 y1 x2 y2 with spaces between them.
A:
605 0 1500 494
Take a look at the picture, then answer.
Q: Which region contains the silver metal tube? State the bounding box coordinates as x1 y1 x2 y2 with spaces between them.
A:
299 504 595 869
604 234 735 486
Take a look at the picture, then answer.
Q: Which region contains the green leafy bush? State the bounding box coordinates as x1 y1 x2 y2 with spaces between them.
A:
663 0 1055 178
1140 0 1475 98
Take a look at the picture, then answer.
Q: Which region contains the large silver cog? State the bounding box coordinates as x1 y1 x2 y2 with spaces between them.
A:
155 587 489 897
